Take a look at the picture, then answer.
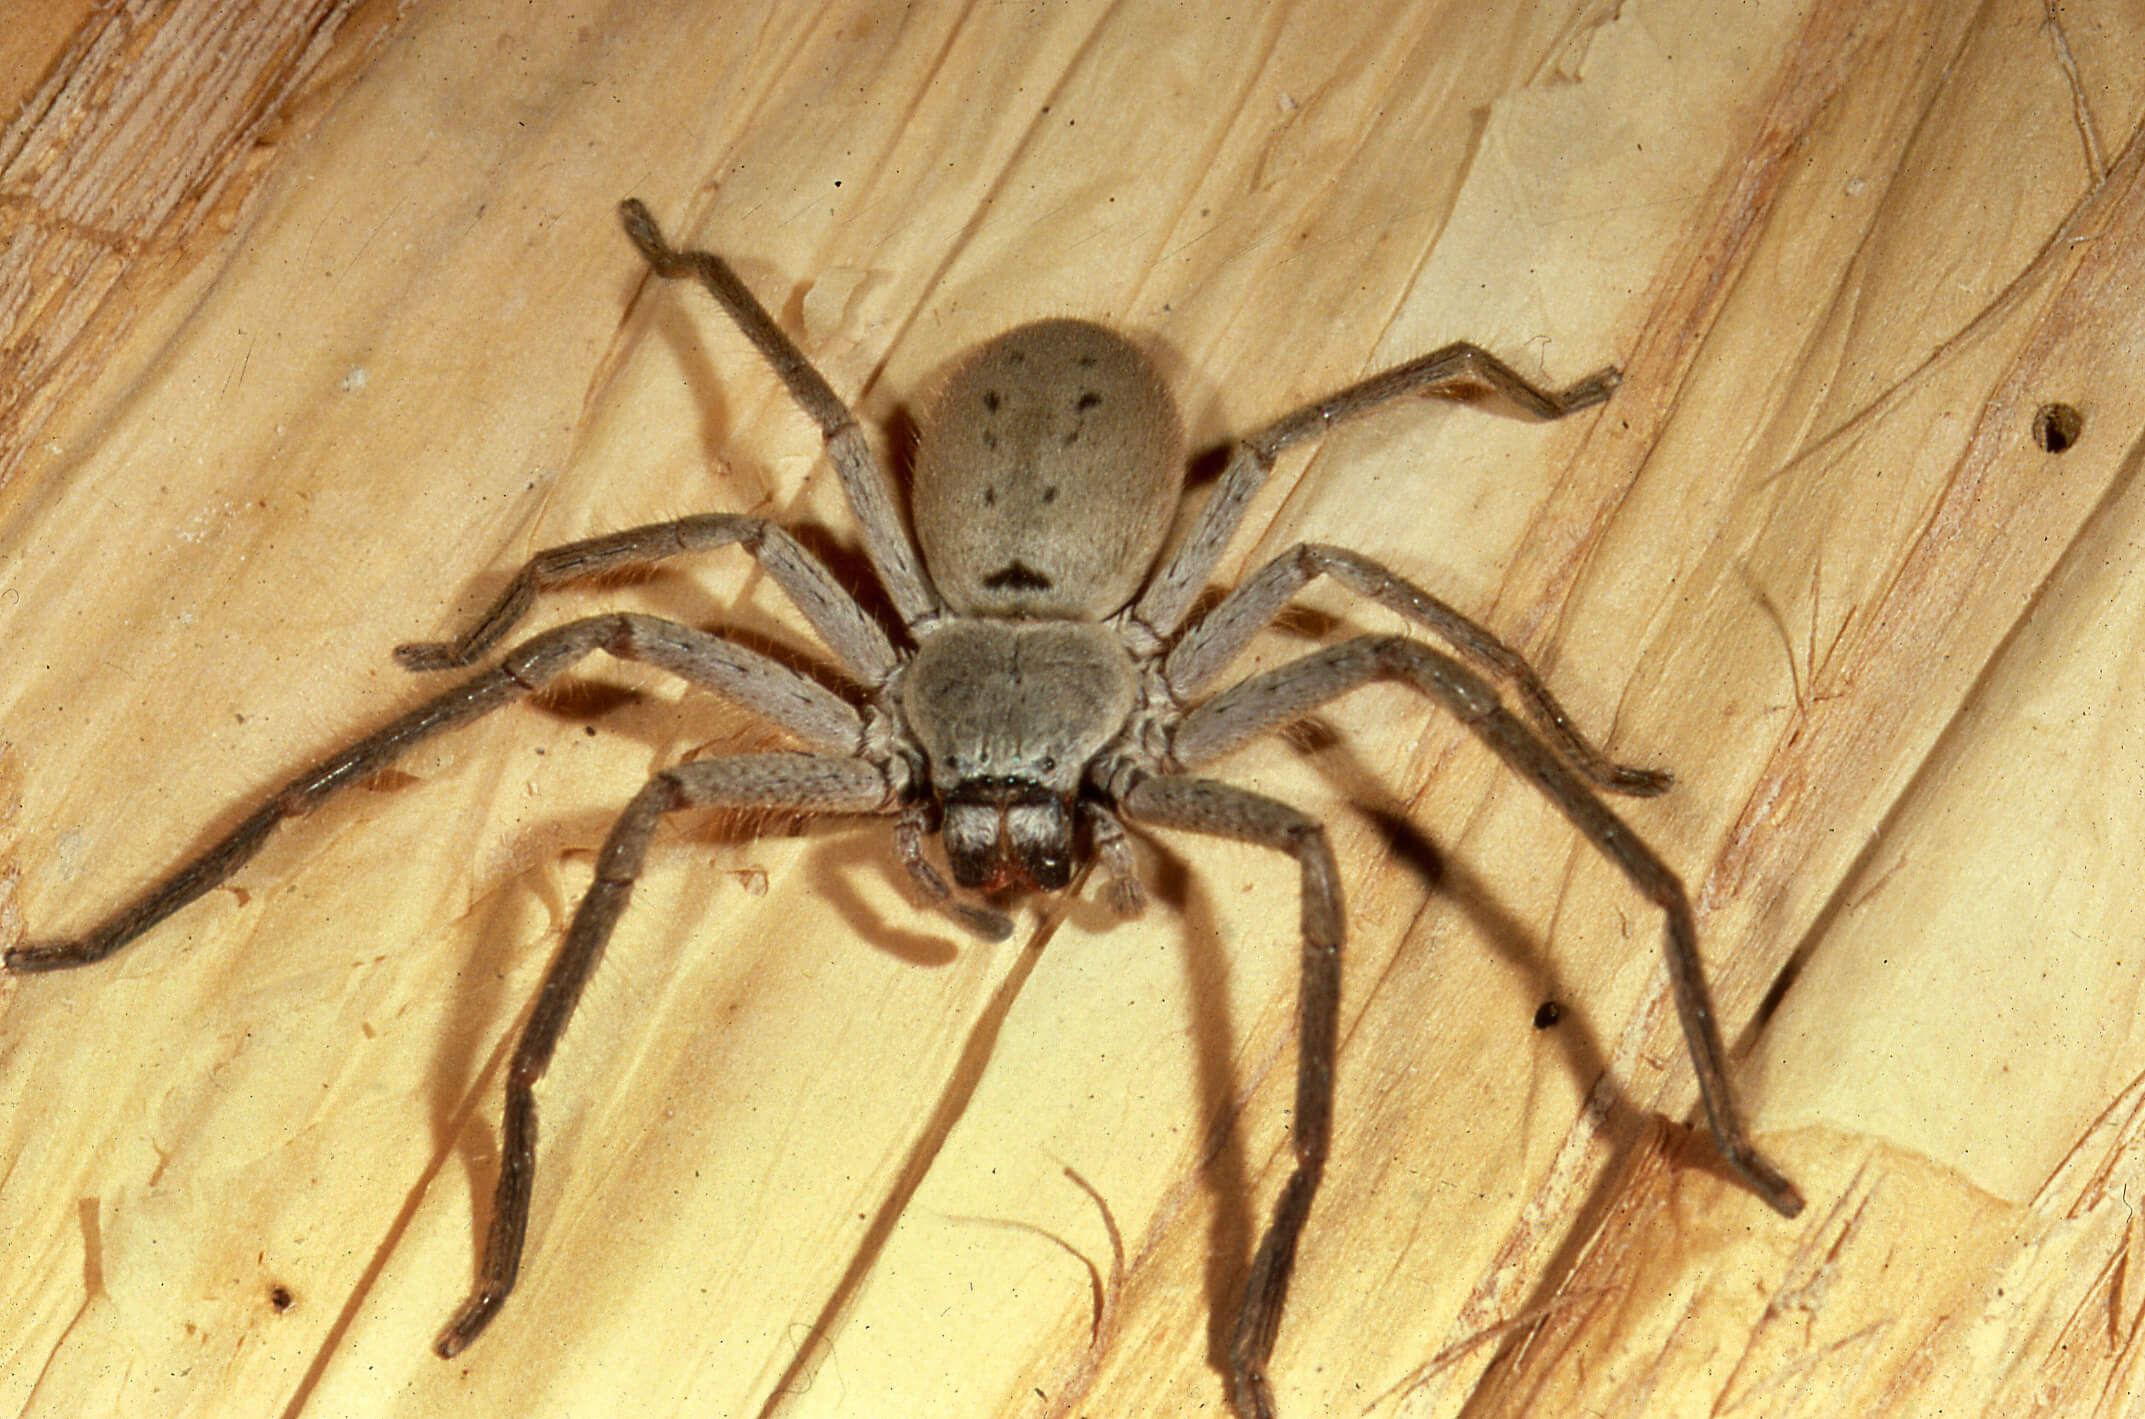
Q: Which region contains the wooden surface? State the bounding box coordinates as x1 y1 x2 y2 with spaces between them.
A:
3 2 2143 1415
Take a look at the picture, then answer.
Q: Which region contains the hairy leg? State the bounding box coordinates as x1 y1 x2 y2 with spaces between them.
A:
1171 633 1804 1220
1166 542 1666 794
1130 344 1616 644
619 199 942 631
436 752 890 1354
397 514 896 685
8 613 866 973
1119 772 1342 1419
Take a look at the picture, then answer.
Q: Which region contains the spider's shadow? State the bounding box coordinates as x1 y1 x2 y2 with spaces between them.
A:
417 738 962 1139
1301 725 1788 1392
1146 720 1633 1378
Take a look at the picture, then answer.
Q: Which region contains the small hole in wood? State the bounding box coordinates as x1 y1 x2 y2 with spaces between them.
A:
2033 402 2082 453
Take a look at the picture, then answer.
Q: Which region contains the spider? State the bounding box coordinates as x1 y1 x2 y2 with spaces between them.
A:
7 199 1804 1417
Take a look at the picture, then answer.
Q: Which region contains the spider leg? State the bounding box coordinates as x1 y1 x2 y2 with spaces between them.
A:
397 515 897 685
1085 802 1147 917
619 199 943 632
435 751 891 1357
1131 343 1617 642
6 613 865 973
894 803 1015 940
1173 633 1805 1219
1115 773 1341 1419
1166 543 1668 795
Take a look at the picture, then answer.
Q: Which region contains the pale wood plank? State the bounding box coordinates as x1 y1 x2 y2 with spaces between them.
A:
3 2 2141 1416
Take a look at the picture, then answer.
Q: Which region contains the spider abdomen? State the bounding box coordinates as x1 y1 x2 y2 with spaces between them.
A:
911 319 1184 619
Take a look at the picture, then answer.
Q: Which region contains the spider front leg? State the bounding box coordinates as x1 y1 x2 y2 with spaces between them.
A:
1177 634 1804 1218
618 199 942 632
409 197 956 677
437 751 890 1355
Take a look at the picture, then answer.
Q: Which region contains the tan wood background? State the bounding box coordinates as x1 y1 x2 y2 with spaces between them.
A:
3 2 2143 1415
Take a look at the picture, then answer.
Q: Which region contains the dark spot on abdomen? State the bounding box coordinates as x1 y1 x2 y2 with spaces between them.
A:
983 561 1053 592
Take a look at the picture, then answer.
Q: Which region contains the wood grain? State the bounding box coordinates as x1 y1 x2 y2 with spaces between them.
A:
2 2 2141 1416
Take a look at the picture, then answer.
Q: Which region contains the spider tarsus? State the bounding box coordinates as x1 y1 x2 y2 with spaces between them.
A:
1556 365 1622 412
4 941 68 973
952 902 1015 941
618 197 671 266
1610 764 1673 797
7 925 128 972
434 1292 500 1359
393 641 461 673
1737 1151 1807 1219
